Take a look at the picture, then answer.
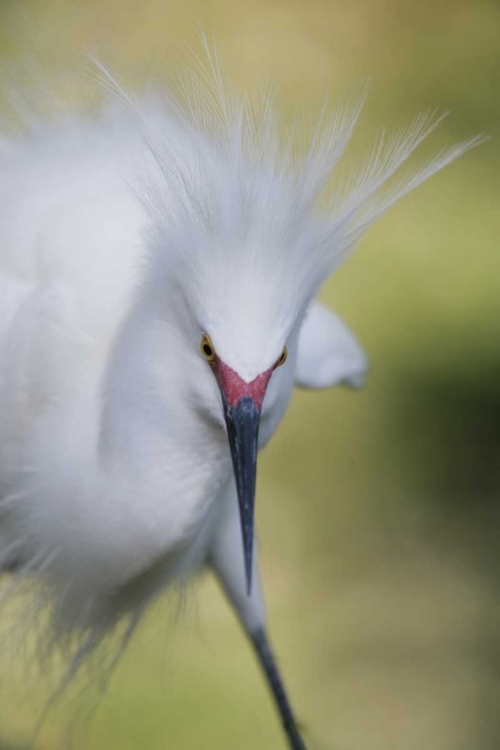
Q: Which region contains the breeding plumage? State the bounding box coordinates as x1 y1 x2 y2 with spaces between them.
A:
0 51 481 748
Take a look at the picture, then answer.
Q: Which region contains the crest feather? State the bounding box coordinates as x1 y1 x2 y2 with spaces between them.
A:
92 43 482 294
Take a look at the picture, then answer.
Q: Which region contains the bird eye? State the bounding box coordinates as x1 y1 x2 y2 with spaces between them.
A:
276 346 288 368
200 334 216 362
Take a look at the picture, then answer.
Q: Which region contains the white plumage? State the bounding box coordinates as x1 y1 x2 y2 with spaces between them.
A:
0 53 480 747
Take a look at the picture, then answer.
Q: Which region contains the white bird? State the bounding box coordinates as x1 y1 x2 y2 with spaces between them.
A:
0 52 480 749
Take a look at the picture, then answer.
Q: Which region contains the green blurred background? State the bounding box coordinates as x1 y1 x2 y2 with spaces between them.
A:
0 1 499 748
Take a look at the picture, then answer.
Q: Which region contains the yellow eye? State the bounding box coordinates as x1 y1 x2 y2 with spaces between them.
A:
276 346 288 368
200 334 216 362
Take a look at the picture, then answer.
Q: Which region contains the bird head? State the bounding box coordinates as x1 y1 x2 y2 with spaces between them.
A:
143 139 327 595
138 76 480 594
164 251 306 596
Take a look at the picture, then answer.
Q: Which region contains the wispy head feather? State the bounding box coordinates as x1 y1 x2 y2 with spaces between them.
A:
97 44 484 317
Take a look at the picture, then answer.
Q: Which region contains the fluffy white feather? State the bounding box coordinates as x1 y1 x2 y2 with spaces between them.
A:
295 303 368 389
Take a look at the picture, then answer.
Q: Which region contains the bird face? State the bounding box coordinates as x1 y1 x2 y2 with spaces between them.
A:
160 239 309 594
197 330 290 595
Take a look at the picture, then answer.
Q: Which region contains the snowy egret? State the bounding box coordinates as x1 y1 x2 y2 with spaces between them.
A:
0 52 481 749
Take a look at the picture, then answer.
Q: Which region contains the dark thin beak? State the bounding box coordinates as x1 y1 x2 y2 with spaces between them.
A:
222 395 260 596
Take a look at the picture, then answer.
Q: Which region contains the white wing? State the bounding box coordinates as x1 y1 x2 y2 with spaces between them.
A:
295 302 368 389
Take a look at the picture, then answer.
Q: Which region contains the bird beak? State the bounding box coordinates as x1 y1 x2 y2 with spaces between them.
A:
222 394 261 596
213 359 273 595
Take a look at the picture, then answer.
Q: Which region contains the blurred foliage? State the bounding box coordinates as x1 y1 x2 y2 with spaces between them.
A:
0 1 499 749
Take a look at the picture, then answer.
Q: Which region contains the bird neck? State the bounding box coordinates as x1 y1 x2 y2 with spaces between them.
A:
97 293 231 560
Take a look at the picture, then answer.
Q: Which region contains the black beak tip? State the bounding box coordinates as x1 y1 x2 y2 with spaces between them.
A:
244 542 253 596
246 569 252 596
